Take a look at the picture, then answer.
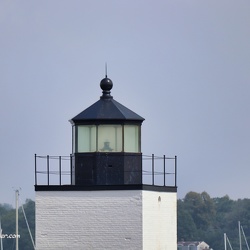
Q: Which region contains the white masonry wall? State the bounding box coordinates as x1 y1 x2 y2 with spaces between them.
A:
36 190 176 250
36 190 143 250
143 191 177 250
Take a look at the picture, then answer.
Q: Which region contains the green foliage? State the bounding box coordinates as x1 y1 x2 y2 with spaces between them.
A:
178 199 198 240
184 191 215 232
178 191 250 249
0 199 35 250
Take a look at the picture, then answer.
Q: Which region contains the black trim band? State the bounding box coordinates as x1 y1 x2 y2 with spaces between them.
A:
35 184 177 193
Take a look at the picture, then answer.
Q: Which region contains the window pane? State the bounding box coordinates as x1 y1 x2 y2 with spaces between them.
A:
98 125 122 152
124 125 139 152
77 125 96 152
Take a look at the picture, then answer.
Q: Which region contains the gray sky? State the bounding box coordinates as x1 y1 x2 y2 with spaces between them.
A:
0 0 250 206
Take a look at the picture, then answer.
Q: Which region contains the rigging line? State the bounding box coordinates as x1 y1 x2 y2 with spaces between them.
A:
226 235 234 250
241 226 250 250
20 198 36 250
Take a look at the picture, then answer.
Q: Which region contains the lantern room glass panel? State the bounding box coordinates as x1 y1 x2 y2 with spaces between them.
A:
124 125 140 152
98 125 122 152
77 125 96 152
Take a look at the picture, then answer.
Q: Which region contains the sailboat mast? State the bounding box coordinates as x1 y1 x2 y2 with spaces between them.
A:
239 221 242 250
15 190 19 250
224 233 227 250
0 218 3 250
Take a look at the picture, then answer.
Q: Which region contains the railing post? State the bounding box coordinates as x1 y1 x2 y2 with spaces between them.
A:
70 154 72 185
35 154 37 185
175 155 177 187
163 155 166 186
141 154 143 185
152 154 154 185
47 155 49 185
59 156 62 185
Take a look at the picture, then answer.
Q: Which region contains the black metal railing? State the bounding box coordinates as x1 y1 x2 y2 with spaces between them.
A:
35 154 177 187
142 154 177 187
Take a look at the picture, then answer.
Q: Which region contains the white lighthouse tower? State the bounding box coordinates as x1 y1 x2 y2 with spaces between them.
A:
35 75 177 250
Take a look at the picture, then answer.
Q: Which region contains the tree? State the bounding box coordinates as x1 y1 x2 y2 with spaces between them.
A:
0 199 35 250
177 191 250 249
177 199 198 241
183 191 215 231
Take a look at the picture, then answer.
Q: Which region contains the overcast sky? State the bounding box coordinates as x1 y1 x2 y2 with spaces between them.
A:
1 0 250 206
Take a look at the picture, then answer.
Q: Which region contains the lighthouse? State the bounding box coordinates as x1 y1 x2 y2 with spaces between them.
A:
35 75 177 250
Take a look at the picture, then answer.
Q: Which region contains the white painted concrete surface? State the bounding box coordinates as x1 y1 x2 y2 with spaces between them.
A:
36 190 176 250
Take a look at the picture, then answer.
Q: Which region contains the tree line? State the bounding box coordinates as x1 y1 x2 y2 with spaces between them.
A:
1 192 250 249
178 191 250 249
0 199 35 250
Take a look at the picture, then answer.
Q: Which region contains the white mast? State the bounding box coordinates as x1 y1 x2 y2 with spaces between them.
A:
224 233 227 250
15 190 19 250
0 218 3 250
239 221 242 250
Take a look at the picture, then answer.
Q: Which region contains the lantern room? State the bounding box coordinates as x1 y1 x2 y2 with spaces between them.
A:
70 76 144 186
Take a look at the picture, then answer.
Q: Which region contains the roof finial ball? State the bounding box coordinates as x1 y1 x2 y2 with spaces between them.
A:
100 76 113 98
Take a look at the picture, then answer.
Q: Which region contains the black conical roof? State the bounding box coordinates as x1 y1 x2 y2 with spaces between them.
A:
70 77 144 124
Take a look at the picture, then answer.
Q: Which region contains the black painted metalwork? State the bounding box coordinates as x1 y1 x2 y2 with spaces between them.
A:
164 155 166 186
152 154 154 185
69 76 145 187
70 154 73 185
35 154 37 185
70 77 144 124
35 184 177 193
47 155 49 185
59 156 61 185
72 152 142 185
34 76 178 191
34 154 177 188
175 155 177 187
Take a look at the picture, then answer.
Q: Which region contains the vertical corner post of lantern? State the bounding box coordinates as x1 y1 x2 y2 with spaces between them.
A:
175 155 177 187
35 154 37 186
